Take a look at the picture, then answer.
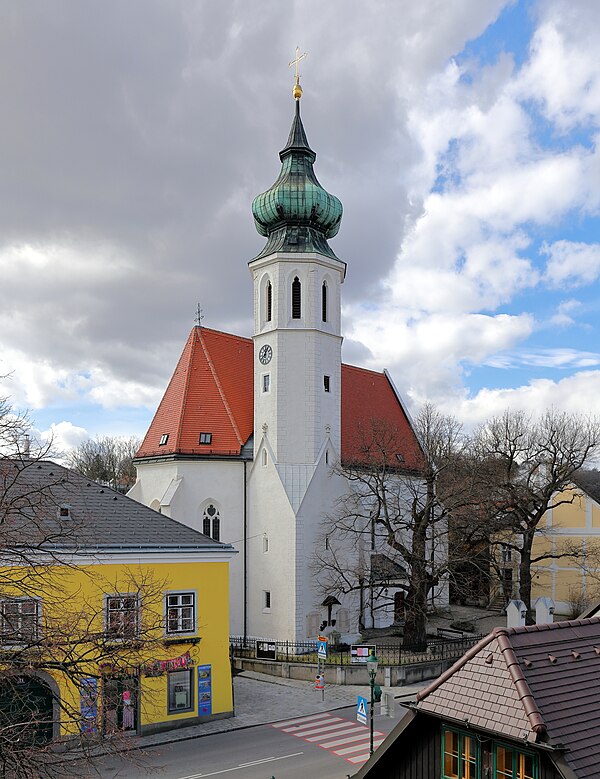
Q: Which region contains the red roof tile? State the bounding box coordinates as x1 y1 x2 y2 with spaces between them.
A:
136 328 423 468
341 364 424 471
136 327 254 458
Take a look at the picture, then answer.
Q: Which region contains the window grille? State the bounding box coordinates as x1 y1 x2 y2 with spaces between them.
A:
266 281 272 322
292 277 301 319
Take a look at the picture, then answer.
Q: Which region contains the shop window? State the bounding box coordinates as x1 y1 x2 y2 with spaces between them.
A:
0 598 41 643
168 669 194 714
165 592 196 634
494 743 536 779
105 595 140 641
442 727 479 779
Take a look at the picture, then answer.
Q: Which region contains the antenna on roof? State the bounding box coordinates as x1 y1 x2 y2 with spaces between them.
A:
194 303 204 328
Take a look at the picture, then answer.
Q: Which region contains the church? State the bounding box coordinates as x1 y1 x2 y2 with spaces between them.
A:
129 72 426 643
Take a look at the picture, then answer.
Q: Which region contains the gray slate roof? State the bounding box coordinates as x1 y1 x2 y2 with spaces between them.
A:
2 459 234 555
572 468 600 505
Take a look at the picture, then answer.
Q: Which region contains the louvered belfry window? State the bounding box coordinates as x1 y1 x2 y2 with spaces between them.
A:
266 281 272 322
292 277 301 319
322 281 328 322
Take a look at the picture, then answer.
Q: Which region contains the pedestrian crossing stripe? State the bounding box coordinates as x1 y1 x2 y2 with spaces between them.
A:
272 712 385 767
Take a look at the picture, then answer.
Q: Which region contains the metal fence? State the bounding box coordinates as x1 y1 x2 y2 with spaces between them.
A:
230 634 484 667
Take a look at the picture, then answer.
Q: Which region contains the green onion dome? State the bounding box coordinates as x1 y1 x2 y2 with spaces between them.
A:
251 101 343 260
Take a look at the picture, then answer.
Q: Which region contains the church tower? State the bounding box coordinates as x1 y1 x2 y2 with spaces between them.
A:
249 75 345 469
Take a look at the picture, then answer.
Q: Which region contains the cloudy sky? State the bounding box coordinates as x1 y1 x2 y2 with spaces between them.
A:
1 0 599 452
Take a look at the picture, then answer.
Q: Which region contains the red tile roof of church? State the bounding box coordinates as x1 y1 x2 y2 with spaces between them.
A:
136 327 423 469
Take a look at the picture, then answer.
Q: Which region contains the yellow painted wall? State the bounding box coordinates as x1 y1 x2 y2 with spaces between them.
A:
551 489 586 529
2 558 232 737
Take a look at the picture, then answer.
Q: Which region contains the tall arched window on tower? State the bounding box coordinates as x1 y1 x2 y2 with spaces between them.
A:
322 281 328 322
292 276 301 319
202 504 220 541
266 280 272 322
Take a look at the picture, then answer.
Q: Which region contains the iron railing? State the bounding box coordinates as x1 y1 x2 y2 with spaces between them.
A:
230 634 484 666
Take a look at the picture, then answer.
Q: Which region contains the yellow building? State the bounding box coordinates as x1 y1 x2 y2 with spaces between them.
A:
0 459 236 743
531 470 600 615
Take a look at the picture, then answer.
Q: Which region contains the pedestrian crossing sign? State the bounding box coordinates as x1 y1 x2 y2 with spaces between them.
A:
357 695 368 724
317 636 328 660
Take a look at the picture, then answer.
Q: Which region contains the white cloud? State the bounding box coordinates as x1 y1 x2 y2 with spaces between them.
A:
544 241 600 287
39 421 89 454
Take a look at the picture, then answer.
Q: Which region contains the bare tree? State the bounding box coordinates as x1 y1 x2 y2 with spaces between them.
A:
314 404 484 648
0 400 164 777
475 409 600 612
65 436 140 492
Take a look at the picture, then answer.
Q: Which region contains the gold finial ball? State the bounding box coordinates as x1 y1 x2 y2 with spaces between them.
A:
293 82 303 100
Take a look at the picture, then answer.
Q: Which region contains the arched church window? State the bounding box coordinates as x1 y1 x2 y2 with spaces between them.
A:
266 281 272 322
202 504 220 542
322 281 328 322
292 277 301 319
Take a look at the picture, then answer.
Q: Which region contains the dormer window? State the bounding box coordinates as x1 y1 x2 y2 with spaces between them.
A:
292 277 301 319
199 432 212 445
159 434 169 446
58 504 71 519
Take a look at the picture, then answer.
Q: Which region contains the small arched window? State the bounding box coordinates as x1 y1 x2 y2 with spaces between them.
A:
322 281 328 322
292 277 301 319
202 504 220 541
266 281 272 322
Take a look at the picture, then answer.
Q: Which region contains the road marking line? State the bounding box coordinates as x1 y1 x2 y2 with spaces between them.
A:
293 721 359 738
177 752 304 778
321 733 372 748
272 713 331 727
281 717 343 733
333 738 384 754
303 724 368 742
347 752 371 764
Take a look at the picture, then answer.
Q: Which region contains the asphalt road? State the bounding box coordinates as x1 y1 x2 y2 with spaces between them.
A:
83 704 403 779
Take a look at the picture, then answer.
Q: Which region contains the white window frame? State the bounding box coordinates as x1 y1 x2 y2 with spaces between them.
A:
165 591 197 636
104 593 140 641
0 597 42 645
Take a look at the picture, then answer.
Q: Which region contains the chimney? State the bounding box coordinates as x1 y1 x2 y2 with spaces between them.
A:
22 434 30 457
534 597 555 625
506 599 527 628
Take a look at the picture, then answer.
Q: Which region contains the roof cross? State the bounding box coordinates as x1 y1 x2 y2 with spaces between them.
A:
289 46 307 99
194 303 204 327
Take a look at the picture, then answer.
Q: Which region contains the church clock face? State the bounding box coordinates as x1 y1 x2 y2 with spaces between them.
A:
259 344 273 365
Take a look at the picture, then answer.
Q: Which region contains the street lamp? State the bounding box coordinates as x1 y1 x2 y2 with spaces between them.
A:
366 649 379 756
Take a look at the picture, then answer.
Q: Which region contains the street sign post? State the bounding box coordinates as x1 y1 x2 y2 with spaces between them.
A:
356 695 368 725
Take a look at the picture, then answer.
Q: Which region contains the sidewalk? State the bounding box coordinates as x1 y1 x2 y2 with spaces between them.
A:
135 671 427 749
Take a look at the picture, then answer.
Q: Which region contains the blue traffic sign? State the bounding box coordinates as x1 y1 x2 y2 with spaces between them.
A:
357 695 368 724
317 636 328 660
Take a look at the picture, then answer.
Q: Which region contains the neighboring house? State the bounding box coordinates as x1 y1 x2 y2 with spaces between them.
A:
0 459 236 742
128 86 434 642
354 617 600 779
529 470 600 615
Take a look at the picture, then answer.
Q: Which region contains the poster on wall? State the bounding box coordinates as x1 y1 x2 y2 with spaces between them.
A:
80 677 98 733
197 665 212 716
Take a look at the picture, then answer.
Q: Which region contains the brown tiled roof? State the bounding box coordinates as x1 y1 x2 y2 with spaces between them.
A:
136 327 423 468
417 618 600 778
